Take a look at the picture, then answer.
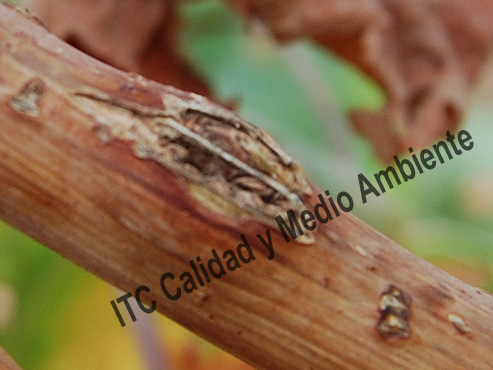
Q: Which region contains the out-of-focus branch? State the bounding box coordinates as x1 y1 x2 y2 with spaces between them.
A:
0 347 21 370
0 4 492 370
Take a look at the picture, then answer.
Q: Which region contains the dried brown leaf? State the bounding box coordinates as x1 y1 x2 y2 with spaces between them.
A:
227 0 493 161
29 0 211 96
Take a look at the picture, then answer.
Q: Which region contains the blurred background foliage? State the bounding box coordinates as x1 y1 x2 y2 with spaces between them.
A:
0 0 492 369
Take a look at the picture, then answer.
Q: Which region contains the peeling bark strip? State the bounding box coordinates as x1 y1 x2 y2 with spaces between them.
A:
70 86 313 242
0 4 493 370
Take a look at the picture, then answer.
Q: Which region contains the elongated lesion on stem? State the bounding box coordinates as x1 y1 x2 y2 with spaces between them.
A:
71 90 315 242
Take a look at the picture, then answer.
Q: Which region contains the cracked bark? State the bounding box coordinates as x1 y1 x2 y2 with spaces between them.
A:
0 4 492 370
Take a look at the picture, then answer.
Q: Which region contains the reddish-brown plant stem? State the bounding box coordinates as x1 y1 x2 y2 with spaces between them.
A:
0 5 492 370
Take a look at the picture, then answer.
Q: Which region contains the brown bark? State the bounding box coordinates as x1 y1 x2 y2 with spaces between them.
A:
227 0 493 161
0 4 492 370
